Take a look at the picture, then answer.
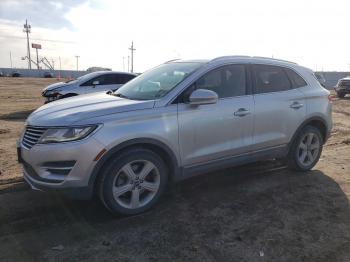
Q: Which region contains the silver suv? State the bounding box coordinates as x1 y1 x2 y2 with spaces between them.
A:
18 56 332 215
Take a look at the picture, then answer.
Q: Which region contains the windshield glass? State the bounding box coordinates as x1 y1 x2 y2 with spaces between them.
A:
114 62 203 100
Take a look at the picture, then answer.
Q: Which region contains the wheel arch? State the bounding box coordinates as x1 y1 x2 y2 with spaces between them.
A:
289 116 329 149
88 138 181 195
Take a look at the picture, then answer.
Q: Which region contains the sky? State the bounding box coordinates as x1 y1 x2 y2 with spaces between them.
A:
0 0 350 72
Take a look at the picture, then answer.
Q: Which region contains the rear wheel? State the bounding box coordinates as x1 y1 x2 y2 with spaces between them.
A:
98 148 168 215
287 126 323 171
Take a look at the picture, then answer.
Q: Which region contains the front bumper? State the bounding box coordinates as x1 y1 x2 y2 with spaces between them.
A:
19 137 106 199
335 87 350 94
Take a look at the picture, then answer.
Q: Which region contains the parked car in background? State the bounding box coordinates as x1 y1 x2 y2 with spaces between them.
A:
335 77 350 98
0 71 3 77
11 71 20 77
44 72 54 78
19 56 332 215
41 71 137 103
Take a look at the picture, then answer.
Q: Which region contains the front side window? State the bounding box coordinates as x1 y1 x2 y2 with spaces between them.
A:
196 64 246 98
114 62 203 100
253 65 291 94
81 75 107 86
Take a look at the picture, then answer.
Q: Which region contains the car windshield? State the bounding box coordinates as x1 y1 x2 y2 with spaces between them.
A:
113 62 203 100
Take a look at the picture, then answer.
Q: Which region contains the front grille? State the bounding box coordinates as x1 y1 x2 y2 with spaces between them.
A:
22 126 48 149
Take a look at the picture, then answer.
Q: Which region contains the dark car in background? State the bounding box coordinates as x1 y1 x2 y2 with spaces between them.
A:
11 71 21 77
44 72 54 78
335 77 350 98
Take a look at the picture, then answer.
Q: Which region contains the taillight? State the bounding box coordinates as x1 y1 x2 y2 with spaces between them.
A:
328 94 334 103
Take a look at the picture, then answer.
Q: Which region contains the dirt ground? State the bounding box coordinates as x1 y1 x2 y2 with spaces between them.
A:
0 77 349 261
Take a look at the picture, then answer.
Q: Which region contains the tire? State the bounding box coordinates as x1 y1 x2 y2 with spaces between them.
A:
98 148 168 215
337 92 345 98
287 125 323 171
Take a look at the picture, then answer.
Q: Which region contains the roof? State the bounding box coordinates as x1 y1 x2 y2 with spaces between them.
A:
167 56 298 67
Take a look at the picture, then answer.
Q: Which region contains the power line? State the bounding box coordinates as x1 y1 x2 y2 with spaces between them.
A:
0 34 76 44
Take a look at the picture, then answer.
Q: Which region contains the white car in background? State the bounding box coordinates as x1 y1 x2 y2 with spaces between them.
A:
42 71 137 103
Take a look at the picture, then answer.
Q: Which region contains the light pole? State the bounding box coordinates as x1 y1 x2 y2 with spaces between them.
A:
23 19 31 69
128 41 136 73
75 55 80 71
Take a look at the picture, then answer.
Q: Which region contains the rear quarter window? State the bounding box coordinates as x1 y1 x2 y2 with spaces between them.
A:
285 68 307 88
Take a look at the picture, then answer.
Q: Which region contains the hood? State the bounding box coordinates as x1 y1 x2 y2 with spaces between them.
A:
42 81 70 92
27 92 155 126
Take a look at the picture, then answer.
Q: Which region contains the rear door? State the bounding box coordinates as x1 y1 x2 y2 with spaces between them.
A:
177 64 254 167
251 64 306 150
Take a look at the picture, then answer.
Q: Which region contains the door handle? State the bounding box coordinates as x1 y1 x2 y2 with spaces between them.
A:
234 108 251 117
290 101 303 109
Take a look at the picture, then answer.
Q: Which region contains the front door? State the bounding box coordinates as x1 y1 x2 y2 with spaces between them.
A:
177 64 254 167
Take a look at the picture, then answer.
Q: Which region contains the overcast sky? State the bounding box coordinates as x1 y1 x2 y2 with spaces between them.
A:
0 0 349 72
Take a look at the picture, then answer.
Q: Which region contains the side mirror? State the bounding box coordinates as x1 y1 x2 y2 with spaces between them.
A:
188 89 218 105
92 80 99 86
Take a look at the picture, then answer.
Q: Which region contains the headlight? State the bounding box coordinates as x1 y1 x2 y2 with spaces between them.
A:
45 89 61 97
38 125 98 143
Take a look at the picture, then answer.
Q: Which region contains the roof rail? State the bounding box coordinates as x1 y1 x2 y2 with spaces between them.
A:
164 59 181 63
210 56 250 62
210 55 298 65
253 56 298 65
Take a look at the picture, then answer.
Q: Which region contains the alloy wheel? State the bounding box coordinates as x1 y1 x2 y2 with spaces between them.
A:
112 160 160 209
297 132 320 167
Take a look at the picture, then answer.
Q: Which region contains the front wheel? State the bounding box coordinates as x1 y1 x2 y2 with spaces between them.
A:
287 126 323 171
98 148 168 215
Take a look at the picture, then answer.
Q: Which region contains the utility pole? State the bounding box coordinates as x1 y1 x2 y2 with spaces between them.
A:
123 56 125 71
10 51 13 68
75 55 80 71
128 41 136 73
23 19 31 69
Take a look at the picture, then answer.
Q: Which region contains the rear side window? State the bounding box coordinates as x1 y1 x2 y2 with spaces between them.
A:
253 65 291 94
196 64 247 98
285 68 307 88
106 74 136 84
81 74 135 86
